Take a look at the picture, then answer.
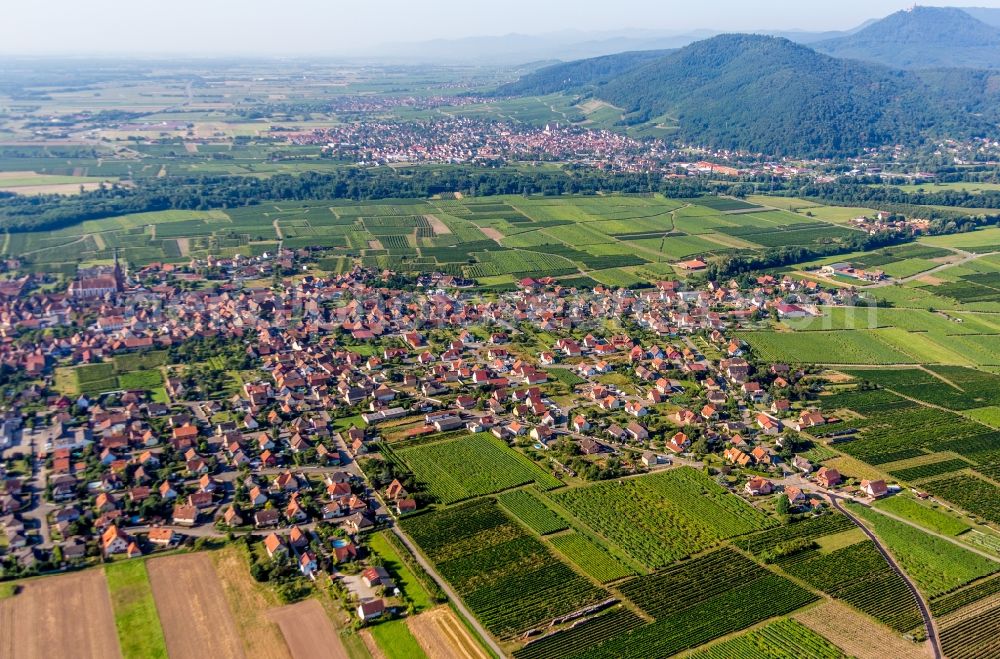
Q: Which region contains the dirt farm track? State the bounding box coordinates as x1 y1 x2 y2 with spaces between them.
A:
147 553 246 659
0 570 122 659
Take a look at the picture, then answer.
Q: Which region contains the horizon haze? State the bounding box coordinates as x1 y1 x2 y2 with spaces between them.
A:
3 1 1000 58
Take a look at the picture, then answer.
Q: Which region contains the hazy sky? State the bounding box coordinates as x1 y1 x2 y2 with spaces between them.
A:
2 0 999 56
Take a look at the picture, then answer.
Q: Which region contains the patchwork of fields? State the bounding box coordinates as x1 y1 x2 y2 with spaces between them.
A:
741 305 1000 367
4 194 866 285
398 467 905 658
400 500 609 639
0 550 357 659
11 186 1000 658
549 467 774 568
383 402 1000 657
512 547 817 659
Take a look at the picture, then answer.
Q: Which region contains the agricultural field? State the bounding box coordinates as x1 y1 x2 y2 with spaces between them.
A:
112 351 169 372
392 433 562 504
930 573 1000 617
814 387 1000 475
211 545 293 659
847 503 998 597
0 569 122 659
794 601 926 659
894 182 1000 194
737 330 916 365
406 606 491 659
795 205 880 223
688 196 764 212
777 540 923 632
743 513 856 557
550 467 774 568
496 489 569 535
105 561 169 659
688 619 846 659
1 192 872 285
516 551 817 659
874 496 971 536
921 474 1000 525
146 554 247 658
268 599 349 659
368 619 429 659
967 406 1000 427
794 243 954 280
60 361 165 397
400 500 608 639
542 367 587 387
561 548 817 659
886 457 973 482
939 599 1000 659
512 608 646 659
920 226 1000 252
746 195 822 211
548 532 636 582
759 304 1000 367
845 353 975 389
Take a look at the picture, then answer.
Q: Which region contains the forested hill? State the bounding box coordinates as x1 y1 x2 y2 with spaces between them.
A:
497 33 1000 157
814 6 1000 69
496 49 672 96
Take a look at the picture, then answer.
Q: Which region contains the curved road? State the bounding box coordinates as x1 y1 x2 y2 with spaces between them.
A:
829 494 942 659
391 526 507 658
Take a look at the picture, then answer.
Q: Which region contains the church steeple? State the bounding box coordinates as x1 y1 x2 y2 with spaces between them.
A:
113 248 124 292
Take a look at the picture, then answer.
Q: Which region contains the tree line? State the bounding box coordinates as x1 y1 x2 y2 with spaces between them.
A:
0 167 715 234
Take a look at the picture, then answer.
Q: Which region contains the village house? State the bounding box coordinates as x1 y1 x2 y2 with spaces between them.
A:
816 467 842 488
744 476 773 496
860 479 889 498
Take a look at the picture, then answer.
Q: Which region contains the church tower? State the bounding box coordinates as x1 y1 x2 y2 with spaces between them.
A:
113 248 124 292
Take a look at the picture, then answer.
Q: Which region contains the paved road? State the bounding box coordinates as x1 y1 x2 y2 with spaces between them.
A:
390 526 507 658
830 494 942 659
19 427 54 548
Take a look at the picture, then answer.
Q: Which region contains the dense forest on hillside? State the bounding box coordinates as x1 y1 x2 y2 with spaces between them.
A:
597 35 995 156
498 33 1000 157
496 49 671 96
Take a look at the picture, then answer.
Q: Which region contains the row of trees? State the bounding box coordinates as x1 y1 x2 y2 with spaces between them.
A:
0 167 714 233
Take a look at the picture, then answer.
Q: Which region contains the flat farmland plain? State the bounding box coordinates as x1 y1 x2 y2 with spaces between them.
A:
147 553 246 659
0 570 122 659
268 599 346 659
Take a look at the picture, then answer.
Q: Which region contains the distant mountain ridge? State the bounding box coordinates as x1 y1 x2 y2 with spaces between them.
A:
364 22 872 64
813 6 1000 69
497 33 1000 157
